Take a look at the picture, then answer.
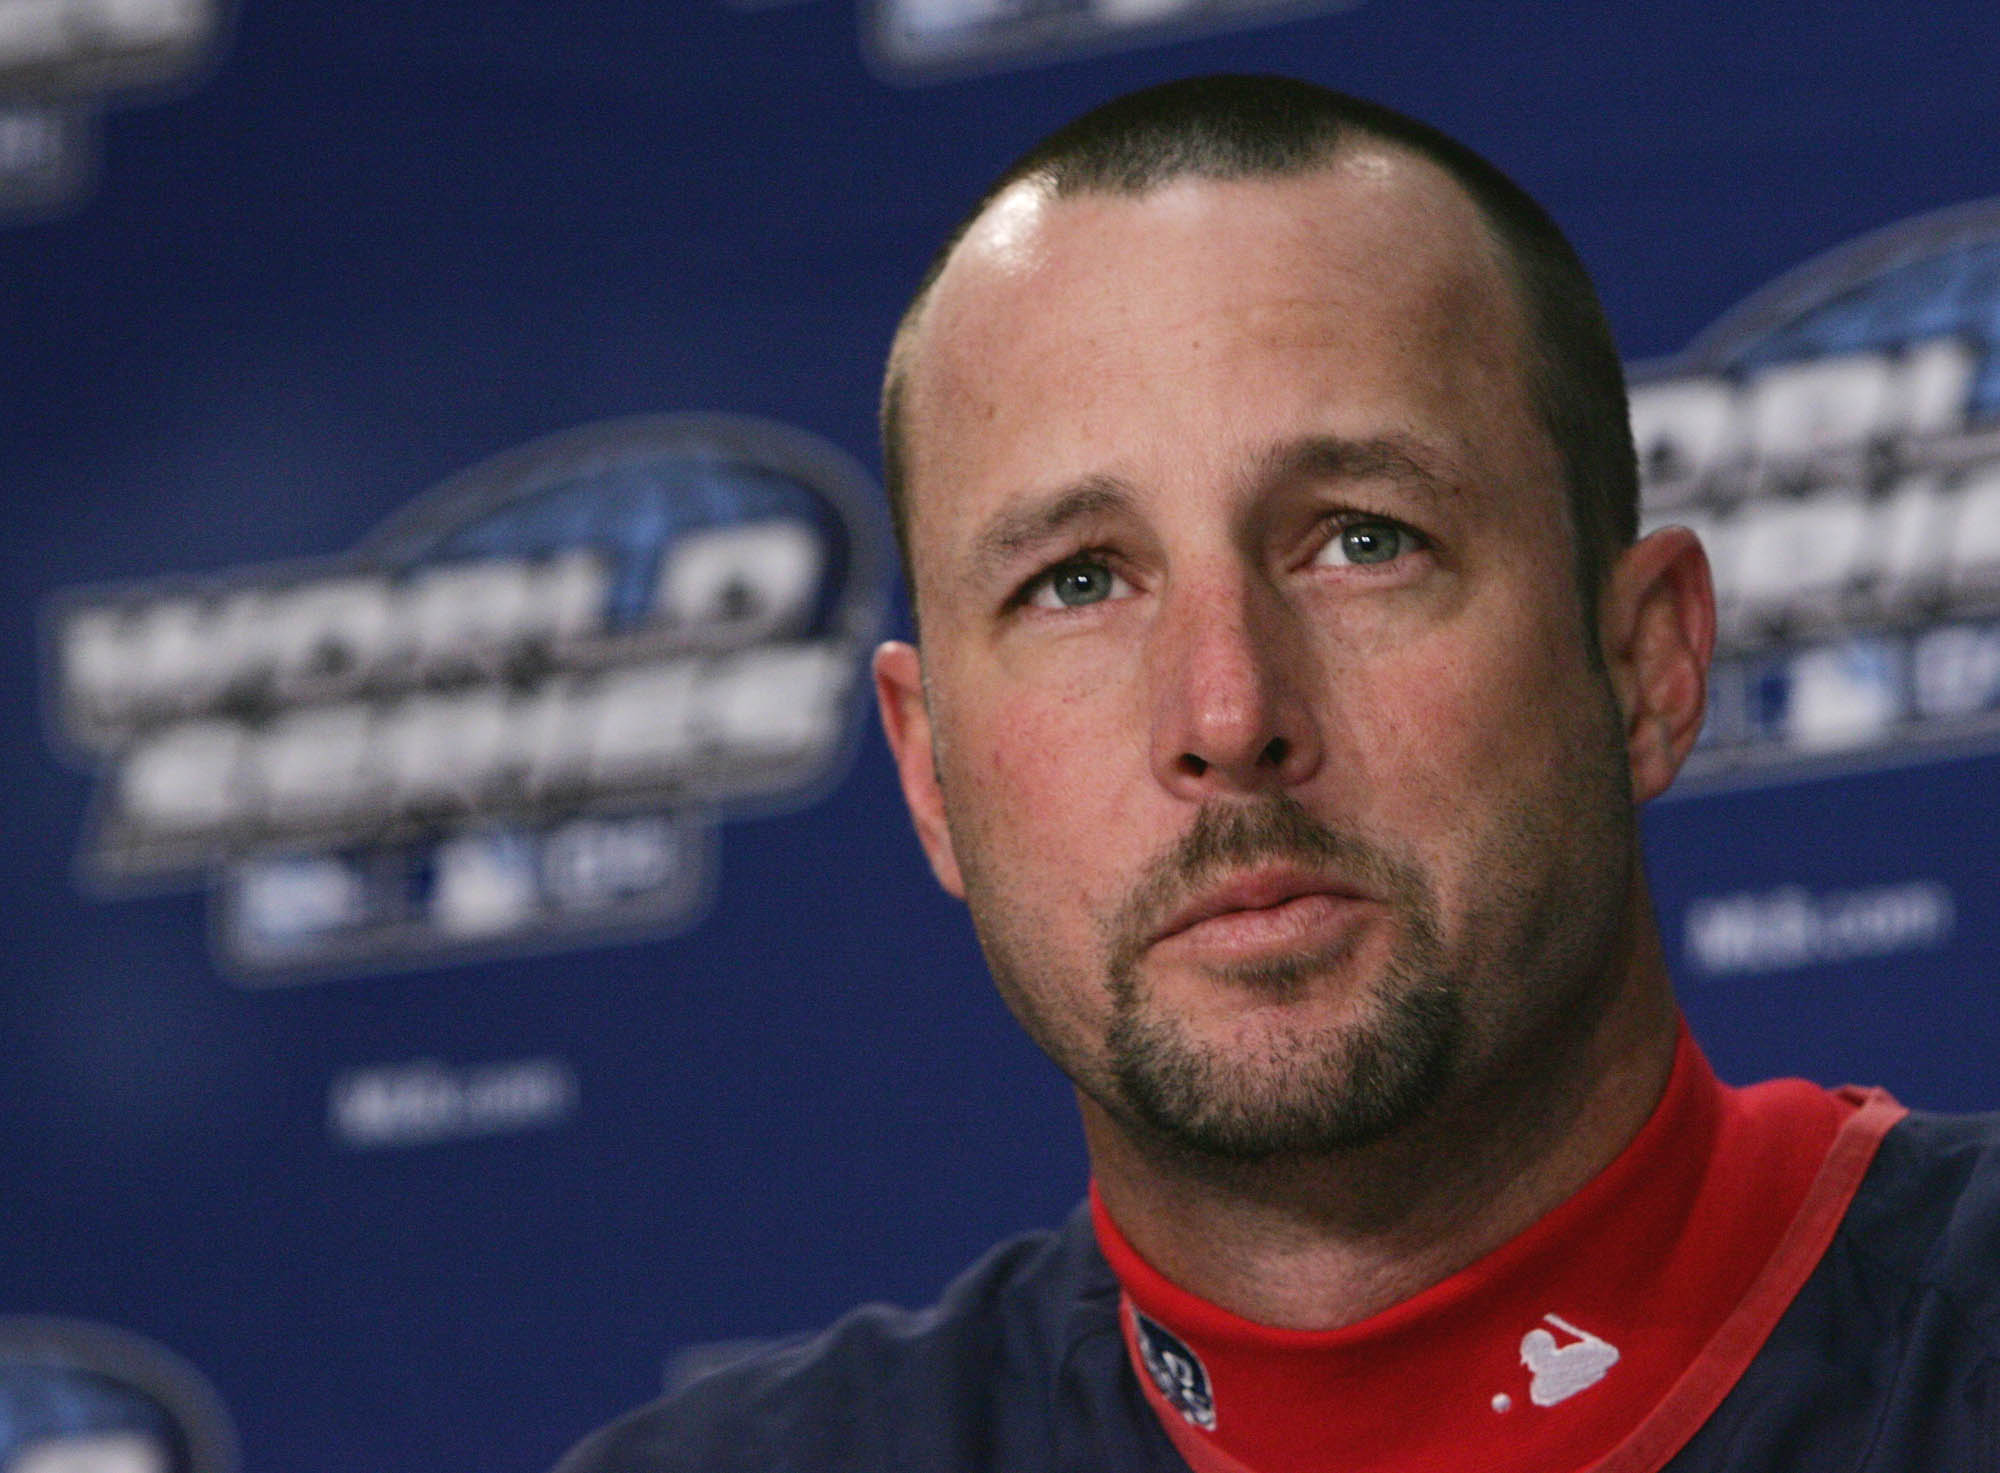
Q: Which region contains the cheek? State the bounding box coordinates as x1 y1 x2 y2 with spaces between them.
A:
1334 612 1604 835
936 664 1157 921
965 646 1128 782
929 676 1142 1044
942 674 1116 853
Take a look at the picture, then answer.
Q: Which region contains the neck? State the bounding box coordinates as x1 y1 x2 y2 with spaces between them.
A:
1081 910 1680 1331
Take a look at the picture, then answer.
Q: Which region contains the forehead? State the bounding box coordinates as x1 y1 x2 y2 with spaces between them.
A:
895 148 1548 584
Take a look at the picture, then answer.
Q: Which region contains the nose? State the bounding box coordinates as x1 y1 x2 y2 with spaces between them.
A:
1149 570 1323 799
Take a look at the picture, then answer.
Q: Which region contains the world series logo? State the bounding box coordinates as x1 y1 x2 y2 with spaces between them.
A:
1631 197 2000 787
42 413 892 978
867 0 1361 81
0 1317 237 1473
0 0 233 221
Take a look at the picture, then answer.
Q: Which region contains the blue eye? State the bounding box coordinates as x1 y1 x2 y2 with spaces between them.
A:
1318 519 1414 567
1030 557 1127 609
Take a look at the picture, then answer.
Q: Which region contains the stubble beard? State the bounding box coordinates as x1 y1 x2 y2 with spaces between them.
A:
1096 797 1463 1161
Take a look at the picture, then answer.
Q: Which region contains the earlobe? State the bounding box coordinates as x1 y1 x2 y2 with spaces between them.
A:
1599 527 1717 804
872 640 966 898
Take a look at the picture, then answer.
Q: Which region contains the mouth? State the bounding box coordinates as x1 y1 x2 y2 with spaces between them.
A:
1150 867 1375 958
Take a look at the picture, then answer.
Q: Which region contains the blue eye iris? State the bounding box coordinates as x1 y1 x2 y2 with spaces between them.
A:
1050 561 1115 606
1340 522 1404 564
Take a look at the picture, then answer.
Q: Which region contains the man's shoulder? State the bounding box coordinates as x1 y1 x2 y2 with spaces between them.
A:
1670 1104 2000 1471
1838 1104 2000 1328
553 1203 1124 1473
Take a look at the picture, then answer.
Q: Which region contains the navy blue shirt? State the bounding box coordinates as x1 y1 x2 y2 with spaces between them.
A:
555 1109 2000 1472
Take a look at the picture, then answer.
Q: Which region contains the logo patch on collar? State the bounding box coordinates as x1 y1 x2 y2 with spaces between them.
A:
1520 1313 1620 1407
1133 1307 1217 1430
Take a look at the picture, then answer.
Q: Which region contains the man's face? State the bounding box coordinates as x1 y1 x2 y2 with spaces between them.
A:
879 151 1646 1158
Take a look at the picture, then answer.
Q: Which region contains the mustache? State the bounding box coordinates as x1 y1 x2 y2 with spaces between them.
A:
1104 796 1421 972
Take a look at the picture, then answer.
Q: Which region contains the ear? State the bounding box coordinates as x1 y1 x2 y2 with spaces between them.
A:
872 640 966 898
1598 526 1717 804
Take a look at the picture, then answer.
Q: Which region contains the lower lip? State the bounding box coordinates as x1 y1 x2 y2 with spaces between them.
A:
1157 892 1369 959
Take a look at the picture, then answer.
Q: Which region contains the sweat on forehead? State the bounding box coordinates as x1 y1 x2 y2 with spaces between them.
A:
943 147 1503 326
892 154 1531 587
877 75 1638 623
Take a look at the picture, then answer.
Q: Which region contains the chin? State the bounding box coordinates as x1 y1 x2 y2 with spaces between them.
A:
1103 976 1464 1160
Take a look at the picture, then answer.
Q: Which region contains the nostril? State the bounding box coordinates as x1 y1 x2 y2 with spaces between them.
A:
1259 736 1290 767
1176 753 1210 777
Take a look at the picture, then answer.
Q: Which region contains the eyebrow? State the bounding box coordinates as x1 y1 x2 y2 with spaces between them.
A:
968 475 1135 581
960 435 1458 586
1258 434 1461 502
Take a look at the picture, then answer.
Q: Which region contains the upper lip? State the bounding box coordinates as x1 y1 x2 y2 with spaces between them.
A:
1152 866 1370 944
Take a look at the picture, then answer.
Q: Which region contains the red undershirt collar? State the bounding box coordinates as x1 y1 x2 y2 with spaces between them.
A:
1093 1025 1906 1473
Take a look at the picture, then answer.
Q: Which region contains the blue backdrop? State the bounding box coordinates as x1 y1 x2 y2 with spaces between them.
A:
3 4 1996 1470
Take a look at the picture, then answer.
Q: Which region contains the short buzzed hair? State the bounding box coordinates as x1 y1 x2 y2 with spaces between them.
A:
881 74 1638 621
